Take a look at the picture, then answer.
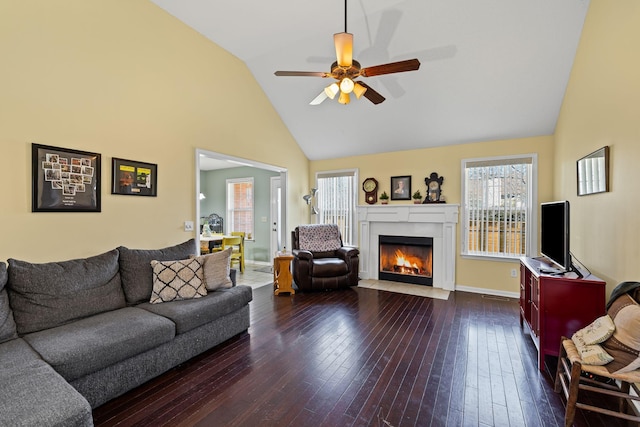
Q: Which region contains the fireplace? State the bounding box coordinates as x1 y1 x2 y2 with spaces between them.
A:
379 235 433 286
357 204 459 290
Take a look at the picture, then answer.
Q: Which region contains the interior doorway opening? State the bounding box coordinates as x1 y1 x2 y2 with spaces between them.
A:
195 149 288 263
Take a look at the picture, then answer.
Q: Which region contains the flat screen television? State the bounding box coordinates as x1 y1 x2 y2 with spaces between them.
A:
540 200 580 276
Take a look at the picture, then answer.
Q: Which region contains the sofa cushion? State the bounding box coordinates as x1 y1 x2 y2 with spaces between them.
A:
0 262 18 344
23 307 175 382
198 247 233 290
150 258 207 303
7 249 125 335
0 338 93 426
118 239 196 305
138 285 253 334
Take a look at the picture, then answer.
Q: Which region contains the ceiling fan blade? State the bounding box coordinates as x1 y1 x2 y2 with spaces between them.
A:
309 91 328 105
274 71 329 77
357 82 385 105
334 32 353 67
360 59 420 77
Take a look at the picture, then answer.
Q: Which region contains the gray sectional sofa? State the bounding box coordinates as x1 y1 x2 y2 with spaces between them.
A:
0 239 252 426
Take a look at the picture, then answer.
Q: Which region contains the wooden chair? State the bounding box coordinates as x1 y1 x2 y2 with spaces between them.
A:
554 337 640 426
222 236 244 273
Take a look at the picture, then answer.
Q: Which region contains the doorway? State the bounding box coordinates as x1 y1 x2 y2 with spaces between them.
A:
195 149 287 263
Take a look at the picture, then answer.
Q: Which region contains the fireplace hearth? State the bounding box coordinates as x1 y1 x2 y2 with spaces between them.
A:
379 235 433 286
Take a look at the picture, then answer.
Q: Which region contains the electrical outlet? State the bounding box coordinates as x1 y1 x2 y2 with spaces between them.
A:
184 221 194 232
510 268 517 278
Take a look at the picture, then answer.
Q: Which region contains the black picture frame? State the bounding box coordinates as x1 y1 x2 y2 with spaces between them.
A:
390 176 411 200
577 146 609 196
32 143 101 212
111 157 157 196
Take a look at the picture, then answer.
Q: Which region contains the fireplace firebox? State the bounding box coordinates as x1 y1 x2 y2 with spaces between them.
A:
378 235 433 286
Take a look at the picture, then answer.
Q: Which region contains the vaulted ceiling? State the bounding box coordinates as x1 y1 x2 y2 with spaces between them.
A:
150 0 590 161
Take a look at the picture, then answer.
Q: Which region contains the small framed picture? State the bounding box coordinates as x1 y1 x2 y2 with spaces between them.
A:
32 143 101 212
111 158 157 196
390 176 411 200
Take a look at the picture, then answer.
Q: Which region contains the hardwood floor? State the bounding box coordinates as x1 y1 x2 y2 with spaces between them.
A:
93 284 626 427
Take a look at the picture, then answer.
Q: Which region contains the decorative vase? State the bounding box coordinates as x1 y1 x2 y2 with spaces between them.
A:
381 200 388 204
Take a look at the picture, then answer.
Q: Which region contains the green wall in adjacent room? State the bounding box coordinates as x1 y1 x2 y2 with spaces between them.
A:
200 167 279 263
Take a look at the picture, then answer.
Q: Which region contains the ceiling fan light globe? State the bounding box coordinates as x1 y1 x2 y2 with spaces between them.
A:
353 82 367 99
324 83 339 99
340 78 355 94
334 32 353 67
338 91 350 105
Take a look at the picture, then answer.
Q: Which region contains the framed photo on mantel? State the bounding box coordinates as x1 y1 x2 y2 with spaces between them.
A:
390 176 411 200
31 143 101 212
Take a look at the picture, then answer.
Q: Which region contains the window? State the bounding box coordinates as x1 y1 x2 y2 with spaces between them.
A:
461 155 537 259
226 178 253 238
315 169 358 246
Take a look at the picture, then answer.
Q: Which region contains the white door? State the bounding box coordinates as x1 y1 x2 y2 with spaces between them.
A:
270 176 282 256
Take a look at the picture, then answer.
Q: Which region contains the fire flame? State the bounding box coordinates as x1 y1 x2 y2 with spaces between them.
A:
395 250 419 272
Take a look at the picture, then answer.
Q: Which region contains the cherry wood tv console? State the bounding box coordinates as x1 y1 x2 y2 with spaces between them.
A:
519 257 606 371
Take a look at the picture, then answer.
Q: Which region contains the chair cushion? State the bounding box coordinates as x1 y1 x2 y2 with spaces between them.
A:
312 258 349 277
118 239 196 305
23 307 175 382
298 224 342 252
602 293 640 374
7 250 125 334
0 262 18 344
138 285 253 334
149 258 207 303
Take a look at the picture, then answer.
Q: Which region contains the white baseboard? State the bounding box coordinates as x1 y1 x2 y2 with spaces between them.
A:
454 284 519 300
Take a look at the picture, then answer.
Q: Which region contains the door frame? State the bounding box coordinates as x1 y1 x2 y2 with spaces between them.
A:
195 148 288 259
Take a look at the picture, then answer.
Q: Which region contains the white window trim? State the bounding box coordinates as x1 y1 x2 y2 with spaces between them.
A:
460 154 538 261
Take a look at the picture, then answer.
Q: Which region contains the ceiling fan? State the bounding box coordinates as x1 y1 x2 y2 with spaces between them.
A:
274 0 420 105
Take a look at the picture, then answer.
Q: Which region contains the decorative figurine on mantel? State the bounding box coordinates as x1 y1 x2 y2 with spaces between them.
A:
424 172 445 203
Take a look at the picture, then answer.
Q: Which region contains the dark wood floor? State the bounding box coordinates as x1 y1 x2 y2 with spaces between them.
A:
93 285 626 427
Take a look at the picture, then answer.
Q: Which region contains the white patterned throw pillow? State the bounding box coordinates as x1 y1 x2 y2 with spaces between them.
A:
149 258 207 304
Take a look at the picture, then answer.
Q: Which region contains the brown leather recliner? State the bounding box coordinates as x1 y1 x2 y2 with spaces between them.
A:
291 225 359 291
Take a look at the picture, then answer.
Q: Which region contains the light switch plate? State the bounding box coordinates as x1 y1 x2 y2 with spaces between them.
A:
184 221 194 232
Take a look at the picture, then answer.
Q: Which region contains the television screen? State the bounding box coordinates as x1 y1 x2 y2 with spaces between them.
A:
540 201 571 272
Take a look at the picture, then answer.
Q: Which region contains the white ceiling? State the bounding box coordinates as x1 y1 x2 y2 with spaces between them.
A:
150 0 590 161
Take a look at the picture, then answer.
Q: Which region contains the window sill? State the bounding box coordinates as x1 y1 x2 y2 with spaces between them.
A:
461 253 522 263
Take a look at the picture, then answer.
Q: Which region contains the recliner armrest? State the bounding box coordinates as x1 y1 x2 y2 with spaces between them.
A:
337 246 359 259
293 249 313 261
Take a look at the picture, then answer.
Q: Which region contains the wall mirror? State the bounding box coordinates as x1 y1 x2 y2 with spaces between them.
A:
577 146 609 196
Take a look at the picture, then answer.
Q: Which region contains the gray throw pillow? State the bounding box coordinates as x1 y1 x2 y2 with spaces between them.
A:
7 249 125 335
118 239 196 305
0 262 18 343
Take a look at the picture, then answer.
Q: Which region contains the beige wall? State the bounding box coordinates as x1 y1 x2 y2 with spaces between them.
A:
0 1 309 262
554 0 640 296
311 135 555 295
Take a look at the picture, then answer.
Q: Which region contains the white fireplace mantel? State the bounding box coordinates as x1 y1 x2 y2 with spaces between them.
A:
357 204 459 291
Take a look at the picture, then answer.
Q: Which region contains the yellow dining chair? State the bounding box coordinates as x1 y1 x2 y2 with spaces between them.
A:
222 235 244 273
230 232 246 272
